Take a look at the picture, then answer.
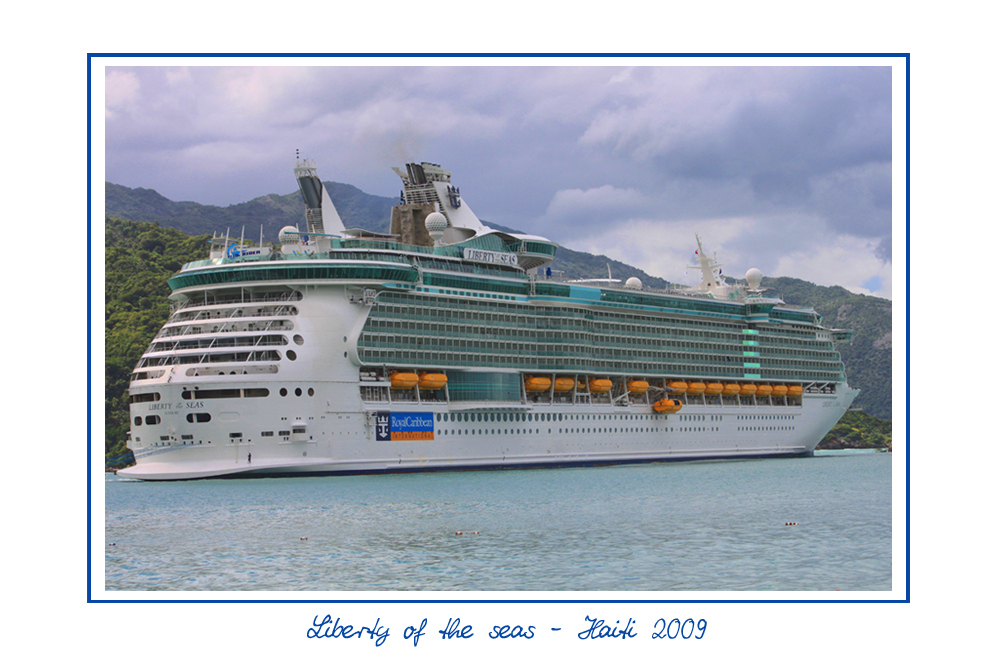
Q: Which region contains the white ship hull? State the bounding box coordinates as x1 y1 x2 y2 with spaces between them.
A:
121 345 858 481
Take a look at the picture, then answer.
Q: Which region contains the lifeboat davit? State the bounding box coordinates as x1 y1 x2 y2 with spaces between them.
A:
524 376 552 393
553 377 576 393
418 372 448 390
755 384 772 397
627 380 650 395
739 383 758 396
771 385 789 397
687 382 706 394
589 378 613 393
705 382 725 395
667 381 688 394
389 372 419 390
653 398 683 413
722 383 741 396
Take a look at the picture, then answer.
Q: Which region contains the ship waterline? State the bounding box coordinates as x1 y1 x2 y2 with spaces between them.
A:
120 159 857 481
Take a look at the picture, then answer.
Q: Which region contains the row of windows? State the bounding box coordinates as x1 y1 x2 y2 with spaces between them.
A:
148 334 288 354
167 305 298 325
438 411 667 424
157 320 293 339
168 264 418 290
370 292 839 355
375 291 827 346
358 348 844 382
138 350 283 368
358 344 845 381
361 325 838 364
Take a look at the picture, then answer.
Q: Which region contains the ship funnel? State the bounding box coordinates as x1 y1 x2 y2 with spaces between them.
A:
293 153 345 235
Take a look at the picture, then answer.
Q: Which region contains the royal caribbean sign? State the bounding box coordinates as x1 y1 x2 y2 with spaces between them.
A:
462 248 519 266
375 412 435 441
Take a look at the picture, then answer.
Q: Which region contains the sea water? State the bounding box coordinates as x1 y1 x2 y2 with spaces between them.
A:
104 451 891 592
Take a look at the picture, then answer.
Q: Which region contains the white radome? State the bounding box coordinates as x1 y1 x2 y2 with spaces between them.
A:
279 225 300 244
625 277 643 289
746 267 762 289
424 212 448 232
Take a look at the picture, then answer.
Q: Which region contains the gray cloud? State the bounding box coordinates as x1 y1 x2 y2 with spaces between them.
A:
104 63 894 296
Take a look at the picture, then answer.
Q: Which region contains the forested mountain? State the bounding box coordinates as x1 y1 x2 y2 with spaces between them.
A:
104 217 211 465
103 181 893 462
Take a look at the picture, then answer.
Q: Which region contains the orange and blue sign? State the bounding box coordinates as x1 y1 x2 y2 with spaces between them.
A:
375 412 434 441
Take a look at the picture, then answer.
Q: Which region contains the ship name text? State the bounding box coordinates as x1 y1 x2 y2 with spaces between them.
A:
147 402 204 411
462 248 519 266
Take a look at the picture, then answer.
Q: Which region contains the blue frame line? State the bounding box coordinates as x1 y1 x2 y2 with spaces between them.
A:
89 52 909 605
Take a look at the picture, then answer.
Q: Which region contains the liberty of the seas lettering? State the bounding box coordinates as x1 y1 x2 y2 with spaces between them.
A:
577 615 637 639
306 615 390 646
438 617 474 639
489 624 535 639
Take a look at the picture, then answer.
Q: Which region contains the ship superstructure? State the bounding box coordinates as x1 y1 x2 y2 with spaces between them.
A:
119 159 858 480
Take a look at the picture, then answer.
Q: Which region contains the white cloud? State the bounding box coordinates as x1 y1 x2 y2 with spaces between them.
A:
103 63 893 291
541 185 649 227
565 217 755 285
771 236 892 299
105 70 140 119
559 218 891 299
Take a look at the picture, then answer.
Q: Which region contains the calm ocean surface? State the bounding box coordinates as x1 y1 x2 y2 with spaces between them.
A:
104 451 891 592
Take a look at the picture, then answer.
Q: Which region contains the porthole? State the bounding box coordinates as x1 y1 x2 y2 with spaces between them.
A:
280 388 288 397
133 417 141 426
286 350 297 361
294 335 304 345
295 388 302 397
308 388 314 397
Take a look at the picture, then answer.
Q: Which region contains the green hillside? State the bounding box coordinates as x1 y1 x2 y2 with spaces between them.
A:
104 217 211 465
760 277 891 419
817 409 892 450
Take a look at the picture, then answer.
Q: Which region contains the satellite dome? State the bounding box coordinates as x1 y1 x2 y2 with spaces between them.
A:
625 277 643 290
745 268 762 289
279 226 300 244
424 212 448 246
424 212 448 232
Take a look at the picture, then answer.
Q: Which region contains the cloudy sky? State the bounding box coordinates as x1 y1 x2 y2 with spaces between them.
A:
104 62 894 298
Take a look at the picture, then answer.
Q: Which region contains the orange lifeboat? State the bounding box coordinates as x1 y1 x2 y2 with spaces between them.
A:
553 377 576 393
389 372 419 390
705 382 725 396
628 380 650 395
589 378 613 393
722 383 741 396
653 399 683 413
739 383 758 397
667 381 688 394
787 385 803 397
755 384 772 397
418 373 448 390
771 385 788 397
687 382 706 394
524 376 552 393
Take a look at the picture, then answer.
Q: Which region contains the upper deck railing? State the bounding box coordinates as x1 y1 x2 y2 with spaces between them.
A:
182 235 557 272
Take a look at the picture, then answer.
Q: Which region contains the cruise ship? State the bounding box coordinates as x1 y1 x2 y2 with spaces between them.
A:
119 158 858 480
